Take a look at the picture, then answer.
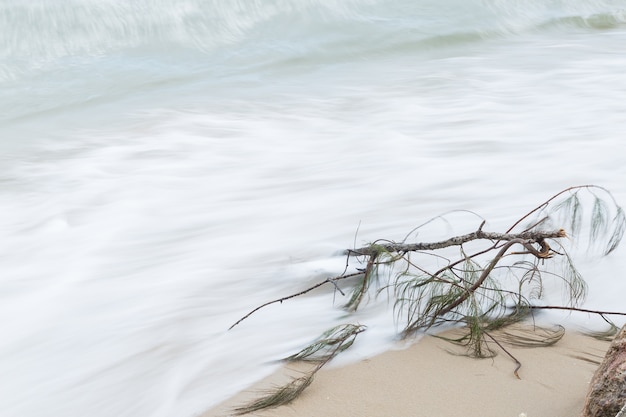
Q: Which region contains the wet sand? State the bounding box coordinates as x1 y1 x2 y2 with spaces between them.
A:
206 326 610 417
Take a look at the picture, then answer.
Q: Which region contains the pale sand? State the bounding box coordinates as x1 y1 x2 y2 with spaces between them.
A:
206 327 610 417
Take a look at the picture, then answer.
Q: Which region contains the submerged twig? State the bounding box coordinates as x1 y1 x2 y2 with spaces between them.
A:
229 272 361 330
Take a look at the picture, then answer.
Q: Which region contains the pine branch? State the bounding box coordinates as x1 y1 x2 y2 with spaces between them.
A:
228 185 626 414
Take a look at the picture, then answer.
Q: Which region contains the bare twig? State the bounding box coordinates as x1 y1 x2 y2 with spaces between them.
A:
527 305 626 317
528 305 626 327
229 272 361 330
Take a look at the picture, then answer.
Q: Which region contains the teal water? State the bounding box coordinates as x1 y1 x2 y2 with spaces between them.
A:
1 1 626 416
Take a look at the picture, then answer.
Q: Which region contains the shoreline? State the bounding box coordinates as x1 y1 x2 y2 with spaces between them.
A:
205 326 610 417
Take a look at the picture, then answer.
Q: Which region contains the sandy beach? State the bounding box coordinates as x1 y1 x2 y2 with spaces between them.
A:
206 326 611 417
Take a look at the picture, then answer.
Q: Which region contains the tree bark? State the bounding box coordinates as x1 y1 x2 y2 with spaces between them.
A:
348 228 565 256
581 324 626 417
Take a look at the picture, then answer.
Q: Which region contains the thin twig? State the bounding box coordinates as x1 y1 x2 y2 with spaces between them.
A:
527 305 626 317
505 185 613 233
401 210 486 244
229 272 362 330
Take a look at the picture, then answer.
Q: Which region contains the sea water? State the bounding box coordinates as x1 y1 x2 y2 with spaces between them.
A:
1 1 626 416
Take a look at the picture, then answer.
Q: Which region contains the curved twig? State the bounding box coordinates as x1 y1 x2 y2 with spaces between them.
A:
484 331 522 379
505 184 616 233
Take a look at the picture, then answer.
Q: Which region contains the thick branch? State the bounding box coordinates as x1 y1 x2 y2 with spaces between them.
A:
348 228 566 257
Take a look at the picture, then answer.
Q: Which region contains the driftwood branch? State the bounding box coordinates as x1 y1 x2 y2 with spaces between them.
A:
227 186 626 415
348 228 566 257
231 228 567 330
